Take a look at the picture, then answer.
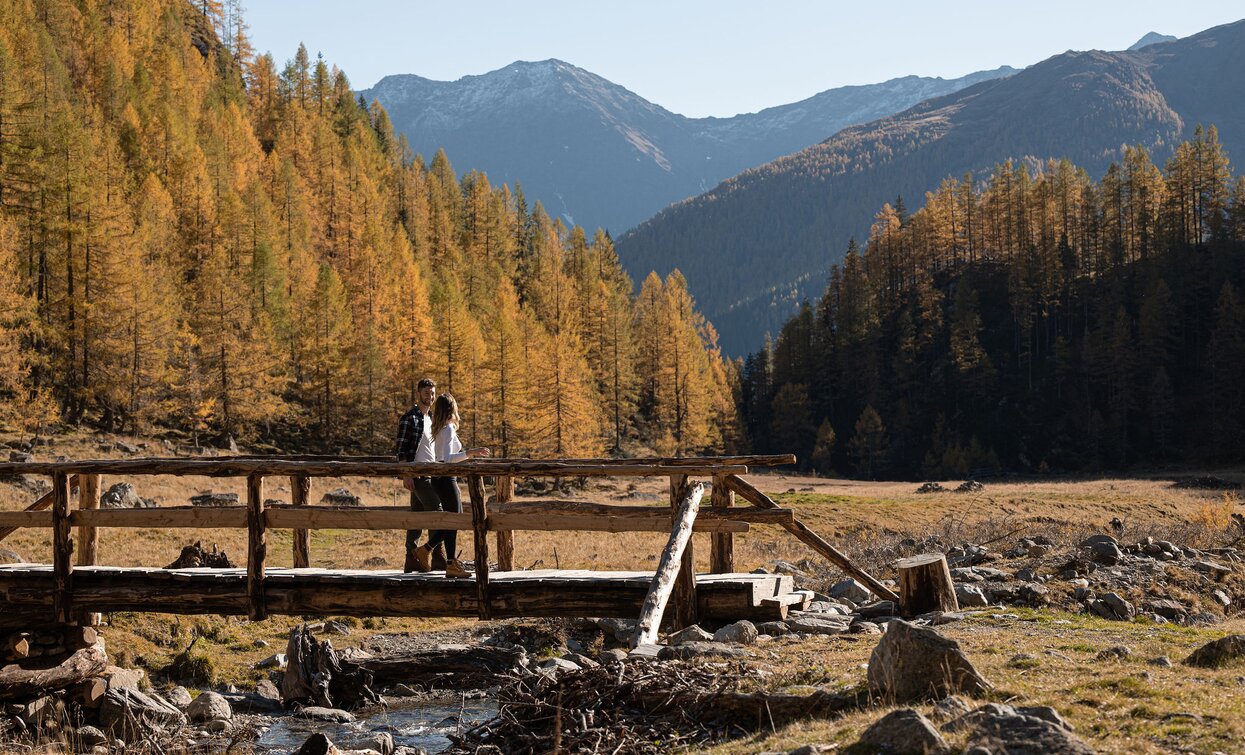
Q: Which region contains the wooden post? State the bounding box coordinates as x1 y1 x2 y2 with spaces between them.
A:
291 474 310 568
76 473 102 626
247 474 267 621
467 475 491 619
494 475 514 571
897 553 958 617
723 474 901 603
709 474 735 573
51 472 74 624
634 482 704 647
668 474 699 630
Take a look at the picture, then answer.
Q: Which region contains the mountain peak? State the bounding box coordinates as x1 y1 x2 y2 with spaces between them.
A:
1128 31 1177 50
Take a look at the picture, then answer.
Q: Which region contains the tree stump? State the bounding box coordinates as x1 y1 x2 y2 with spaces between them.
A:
896 553 958 618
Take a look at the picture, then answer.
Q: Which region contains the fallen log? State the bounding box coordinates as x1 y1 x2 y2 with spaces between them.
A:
0 642 108 701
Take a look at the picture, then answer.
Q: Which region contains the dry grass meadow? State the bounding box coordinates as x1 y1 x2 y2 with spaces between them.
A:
2 432 1244 753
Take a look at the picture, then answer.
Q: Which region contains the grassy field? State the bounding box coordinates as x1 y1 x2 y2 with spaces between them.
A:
2 432 1243 752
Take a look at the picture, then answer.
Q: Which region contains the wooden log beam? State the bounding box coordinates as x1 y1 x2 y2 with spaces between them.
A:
710 475 735 573
0 459 749 478
494 475 514 572
723 474 900 604
0 474 79 542
212 453 794 467
668 475 699 630
633 481 703 646
896 553 958 618
246 474 266 621
71 507 250 528
0 643 108 702
0 511 54 528
291 474 310 568
265 507 472 531
489 499 791 525
51 472 74 624
467 475 490 620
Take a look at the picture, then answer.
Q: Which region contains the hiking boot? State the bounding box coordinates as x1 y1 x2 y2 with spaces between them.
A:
411 544 433 573
431 545 448 571
403 547 420 574
444 559 470 579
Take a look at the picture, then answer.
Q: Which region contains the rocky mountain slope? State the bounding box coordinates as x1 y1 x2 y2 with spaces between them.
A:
360 62 1014 233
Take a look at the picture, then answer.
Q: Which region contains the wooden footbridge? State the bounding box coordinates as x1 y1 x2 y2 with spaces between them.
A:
0 455 897 638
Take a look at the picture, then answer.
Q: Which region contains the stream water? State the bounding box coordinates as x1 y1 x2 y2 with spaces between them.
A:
254 697 497 754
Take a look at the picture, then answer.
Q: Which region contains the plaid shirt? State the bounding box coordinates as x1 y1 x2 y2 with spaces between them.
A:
395 404 434 463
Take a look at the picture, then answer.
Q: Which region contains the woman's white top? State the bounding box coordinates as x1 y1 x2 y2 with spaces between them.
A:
434 423 468 463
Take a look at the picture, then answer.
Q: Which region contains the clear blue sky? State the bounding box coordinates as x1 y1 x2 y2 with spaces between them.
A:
243 1 1244 118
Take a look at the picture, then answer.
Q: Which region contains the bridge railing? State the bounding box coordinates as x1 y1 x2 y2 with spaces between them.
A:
0 455 878 626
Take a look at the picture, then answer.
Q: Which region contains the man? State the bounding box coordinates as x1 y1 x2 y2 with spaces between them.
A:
395 377 446 572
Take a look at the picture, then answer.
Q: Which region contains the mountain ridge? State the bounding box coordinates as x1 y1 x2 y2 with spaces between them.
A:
361 61 1017 231
617 19 1245 354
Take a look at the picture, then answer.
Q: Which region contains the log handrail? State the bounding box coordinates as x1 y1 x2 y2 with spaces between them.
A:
0 459 760 478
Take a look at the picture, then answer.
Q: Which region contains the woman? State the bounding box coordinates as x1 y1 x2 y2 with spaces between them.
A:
412 393 490 577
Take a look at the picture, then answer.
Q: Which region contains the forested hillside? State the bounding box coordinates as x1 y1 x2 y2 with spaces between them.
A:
744 130 1245 477
619 19 1245 355
0 0 738 456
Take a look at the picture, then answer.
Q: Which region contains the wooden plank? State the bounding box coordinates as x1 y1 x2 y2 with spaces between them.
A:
265 507 473 530
633 480 703 646
467 475 490 620
0 475 79 543
0 459 749 478
0 511 54 528
51 472 73 624
723 474 901 603
710 474 734 573
494 475 514 571
71 506 249 528
291 474 310 568
246 474 266 621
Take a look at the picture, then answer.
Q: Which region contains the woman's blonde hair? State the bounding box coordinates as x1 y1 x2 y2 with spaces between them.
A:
431 393 461 437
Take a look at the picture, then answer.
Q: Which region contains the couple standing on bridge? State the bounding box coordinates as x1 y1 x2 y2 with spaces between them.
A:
395 377 492 577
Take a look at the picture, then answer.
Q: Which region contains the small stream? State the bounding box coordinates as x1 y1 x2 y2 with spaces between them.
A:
255 697 497 754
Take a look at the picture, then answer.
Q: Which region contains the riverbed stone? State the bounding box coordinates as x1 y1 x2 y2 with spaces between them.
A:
856 708 949 754
658 641 750 660
186 690 232 721
164 686 193 707
76 726 108 748
99 688 187 742
321 488 362 506
955 584 989 607
867 620 992 702
786 615 850 635
296 706 355 723
828 578 872 604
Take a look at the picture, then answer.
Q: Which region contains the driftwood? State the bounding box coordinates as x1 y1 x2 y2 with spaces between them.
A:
281 624 379 711
341 646 526 689
454 661 865 754
0 642 108 701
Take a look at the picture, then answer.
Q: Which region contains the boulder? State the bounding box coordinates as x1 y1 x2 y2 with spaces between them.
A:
856 708 949 754
296 706 355 723
666 625 713 645
1088 592 1134 621
102 666 147 692
786 615 850 635
657 642 750 660
867 620 992 702
930 695 972 723
99 482 157 509
99 688 187 743
963 709 1094 754
164 686 193 707
185 690 232 722
713 620 759 645
757 621 790 636
0 547 25 564
1184 635 1245 668
955 584 989 607
76 725 109 748
828 578 872 604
